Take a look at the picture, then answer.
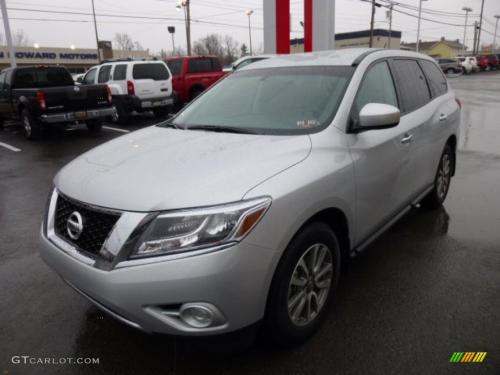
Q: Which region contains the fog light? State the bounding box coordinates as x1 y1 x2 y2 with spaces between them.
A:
179 305 214 328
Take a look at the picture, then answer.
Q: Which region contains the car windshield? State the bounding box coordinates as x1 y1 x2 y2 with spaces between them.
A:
168 66 354 135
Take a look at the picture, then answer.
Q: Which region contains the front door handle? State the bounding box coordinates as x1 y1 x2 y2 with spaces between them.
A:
401 133 413 144
439 113 448 122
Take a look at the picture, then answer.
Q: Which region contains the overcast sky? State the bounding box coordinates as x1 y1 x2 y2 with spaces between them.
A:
2 0 500 53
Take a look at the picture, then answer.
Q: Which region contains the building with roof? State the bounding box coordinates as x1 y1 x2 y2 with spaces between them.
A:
291 29 402 53
401 37 467 58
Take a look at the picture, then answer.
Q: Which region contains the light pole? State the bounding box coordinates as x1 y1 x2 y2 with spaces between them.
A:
461 7 472 55
176 0 191 56
246 10 254 55
493 15 500 54
386 1 395 49
0 0 16 67
168 26 176 55
416 0 428 52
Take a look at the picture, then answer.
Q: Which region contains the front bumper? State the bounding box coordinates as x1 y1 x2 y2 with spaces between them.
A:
39 228 276 335
40 107 115 124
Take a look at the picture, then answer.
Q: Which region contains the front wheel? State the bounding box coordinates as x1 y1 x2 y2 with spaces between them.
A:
422 144 454 208
21 109 43 140
264 222 341 346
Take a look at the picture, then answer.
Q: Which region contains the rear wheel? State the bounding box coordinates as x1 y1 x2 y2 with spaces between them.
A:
190 86 204 101
422 144 454 208
264 222 341 346
21 109 43 140
153 106 169 119
86 119 102 134
113 102 130 124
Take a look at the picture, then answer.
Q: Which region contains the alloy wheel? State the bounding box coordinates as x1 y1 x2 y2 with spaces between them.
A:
23 114 32 137
436 153 451 200
287 243 333 326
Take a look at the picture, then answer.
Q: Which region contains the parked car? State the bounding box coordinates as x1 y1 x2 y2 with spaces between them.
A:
436 58 461 74
165 56 224 104
41 49 460 345
476 55 499 71
83 59 173 123
456 56 479 74
0 65 114 139
223 55 273 73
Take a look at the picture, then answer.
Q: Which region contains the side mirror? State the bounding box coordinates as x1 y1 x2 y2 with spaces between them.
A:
357 103 400 130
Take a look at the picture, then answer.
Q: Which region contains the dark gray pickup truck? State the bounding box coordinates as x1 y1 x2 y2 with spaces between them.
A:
0 65 114 139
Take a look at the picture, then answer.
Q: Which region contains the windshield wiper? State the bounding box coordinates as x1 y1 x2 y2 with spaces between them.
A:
186 125 257 134
159 121 180 129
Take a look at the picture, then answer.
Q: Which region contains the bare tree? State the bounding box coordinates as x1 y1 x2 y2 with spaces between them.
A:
12 29 31 47
114 33 134 50
222 35 239 65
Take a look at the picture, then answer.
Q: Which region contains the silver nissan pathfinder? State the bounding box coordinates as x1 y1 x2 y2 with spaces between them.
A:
40 49 460 345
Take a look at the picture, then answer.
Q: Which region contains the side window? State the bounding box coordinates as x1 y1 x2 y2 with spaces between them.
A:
113 64 127 81
391 59 431 113
354 61 398 114
83 68 97 84
188 58 212 73
419 60 448 98
97 65 112 83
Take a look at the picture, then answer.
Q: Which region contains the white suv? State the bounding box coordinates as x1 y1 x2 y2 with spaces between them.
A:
82 59 173 123
457 56 480 74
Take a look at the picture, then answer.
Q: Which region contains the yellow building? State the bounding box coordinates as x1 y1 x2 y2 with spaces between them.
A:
401 37 466 58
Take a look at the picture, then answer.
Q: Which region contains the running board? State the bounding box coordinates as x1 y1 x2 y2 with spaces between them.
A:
352 185 434 255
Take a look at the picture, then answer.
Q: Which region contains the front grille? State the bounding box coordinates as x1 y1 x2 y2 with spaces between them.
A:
54 194 121 256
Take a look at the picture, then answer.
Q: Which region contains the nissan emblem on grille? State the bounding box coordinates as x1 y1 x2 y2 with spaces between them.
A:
67 211 84 240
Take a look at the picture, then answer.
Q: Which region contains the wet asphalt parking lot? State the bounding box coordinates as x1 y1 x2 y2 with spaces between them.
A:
1 72 499 375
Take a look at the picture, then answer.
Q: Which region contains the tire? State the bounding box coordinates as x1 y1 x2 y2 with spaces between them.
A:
264 222 341 346
113 102 129 124
153 106 168 119
445 68 454 75
21 109 43 140
86 119 102 134
190 86 204 101
422 144 454 209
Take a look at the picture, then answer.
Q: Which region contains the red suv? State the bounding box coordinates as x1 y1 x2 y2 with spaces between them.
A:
477 55 499 71
165 56 225 104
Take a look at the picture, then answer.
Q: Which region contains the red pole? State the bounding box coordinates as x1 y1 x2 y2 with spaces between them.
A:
304 0 313 52
275 0 290 54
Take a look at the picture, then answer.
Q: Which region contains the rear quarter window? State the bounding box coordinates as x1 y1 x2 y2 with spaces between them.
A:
132 63 169 80
98 65 112 83
390 59 431 113
419 60 448 98
113 64 127 81
166 60 182 75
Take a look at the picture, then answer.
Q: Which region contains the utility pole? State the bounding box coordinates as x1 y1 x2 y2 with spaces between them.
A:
416 0 428 52
91 0 100 62
386 1 394 49
0 0 16 67
472 21 479 55
493 15 500 54
476 0 485 54
461 7 472 55
369 0 376 48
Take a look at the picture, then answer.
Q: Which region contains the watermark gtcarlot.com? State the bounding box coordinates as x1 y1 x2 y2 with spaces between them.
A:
11 355 99 366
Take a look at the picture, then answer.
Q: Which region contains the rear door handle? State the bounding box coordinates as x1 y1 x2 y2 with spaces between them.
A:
439 113 448 122
401 133 413 144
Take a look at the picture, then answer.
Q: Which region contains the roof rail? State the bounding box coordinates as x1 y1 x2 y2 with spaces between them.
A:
351 49 383 67
99 57 136 64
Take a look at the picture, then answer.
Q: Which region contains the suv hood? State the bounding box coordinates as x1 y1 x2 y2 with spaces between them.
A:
55 126 311 211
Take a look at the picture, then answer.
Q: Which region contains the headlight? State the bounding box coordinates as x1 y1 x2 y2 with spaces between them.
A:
131 197 271 258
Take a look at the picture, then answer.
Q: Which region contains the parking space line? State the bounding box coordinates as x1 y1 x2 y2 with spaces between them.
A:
103 126 130 134
0 142 21 152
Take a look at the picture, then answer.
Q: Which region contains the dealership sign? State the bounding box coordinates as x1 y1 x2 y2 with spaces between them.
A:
0 47 99 65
